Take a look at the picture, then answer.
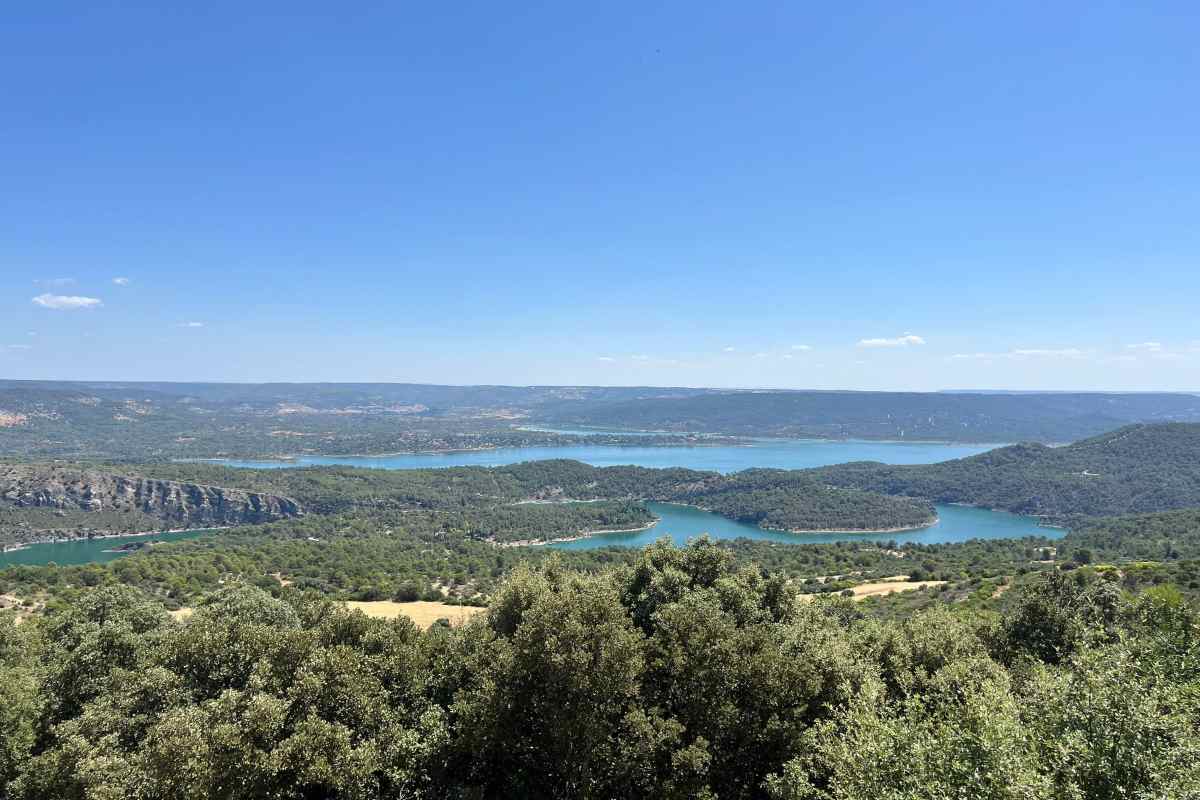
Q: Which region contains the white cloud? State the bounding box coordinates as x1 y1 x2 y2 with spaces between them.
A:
1126 341 1162 352
753 352 769 359
631 354 650 361
597 356 615 362
722 346 736 352
858 334 926 348
4 344 32 351
790 344 812 351
1011 348 1086 358
176 321 205 328
112 276 131 286
32 293 102 310
781 354 793 360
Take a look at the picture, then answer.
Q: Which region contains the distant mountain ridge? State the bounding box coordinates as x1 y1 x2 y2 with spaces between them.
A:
540 390 1200 442
3 381 1200 458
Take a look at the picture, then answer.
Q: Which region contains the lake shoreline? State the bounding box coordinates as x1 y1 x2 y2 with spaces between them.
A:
503 501 940 549
1 525 227 554
181 434 1010 466
496 520 659 548
650 500 938 535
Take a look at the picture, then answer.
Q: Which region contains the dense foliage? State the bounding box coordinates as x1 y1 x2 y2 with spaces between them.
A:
668 469 934 531
814 423 1200 518
0 539 1197 799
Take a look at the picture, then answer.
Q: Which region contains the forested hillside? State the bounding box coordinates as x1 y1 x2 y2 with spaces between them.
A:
812 423 1200 518
0 540 1196 799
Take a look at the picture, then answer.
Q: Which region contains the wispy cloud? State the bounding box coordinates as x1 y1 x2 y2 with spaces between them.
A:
32 293 102 310
597 356 615 362
1126 341 1163 352
951 347 1092 361
175 321 205 328
753 352 769 359
858 334 925 348
112 276 131 286
4 344 32 351
790 344 812 351
1011 348 1086 358
35 277 76 287
722 346 736 352
631 354 651 361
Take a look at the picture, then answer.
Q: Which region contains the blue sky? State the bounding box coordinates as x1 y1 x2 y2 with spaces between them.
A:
3 1 1198 389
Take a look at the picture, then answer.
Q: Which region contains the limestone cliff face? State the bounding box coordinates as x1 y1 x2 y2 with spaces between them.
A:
0 466 301 527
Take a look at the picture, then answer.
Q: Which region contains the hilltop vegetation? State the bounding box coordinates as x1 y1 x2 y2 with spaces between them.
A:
0 540 1196 799
813 423 1200 518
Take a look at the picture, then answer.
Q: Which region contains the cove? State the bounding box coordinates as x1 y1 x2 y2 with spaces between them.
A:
551 501 1059 550
209 438 1001 473
0 529 214 568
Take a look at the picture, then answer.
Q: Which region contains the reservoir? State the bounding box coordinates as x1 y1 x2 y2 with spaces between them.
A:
4 439 1059 566
219 439 1060 551
211 438 1001 473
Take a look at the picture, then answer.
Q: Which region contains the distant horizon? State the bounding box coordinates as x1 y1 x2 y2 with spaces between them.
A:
2 377 1198 396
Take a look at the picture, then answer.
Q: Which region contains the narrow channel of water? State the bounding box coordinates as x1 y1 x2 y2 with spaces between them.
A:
551 501 1058 550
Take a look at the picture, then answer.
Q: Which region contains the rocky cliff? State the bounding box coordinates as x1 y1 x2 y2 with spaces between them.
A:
0 464 302 528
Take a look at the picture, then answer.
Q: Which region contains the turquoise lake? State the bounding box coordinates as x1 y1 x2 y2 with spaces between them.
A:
551 501 1053 550
215 439 1060 550
0 529 214 568
3 440 1060 567
211 438 1002 473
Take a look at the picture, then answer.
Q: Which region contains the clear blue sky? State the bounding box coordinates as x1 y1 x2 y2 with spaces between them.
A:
3 1 1198 390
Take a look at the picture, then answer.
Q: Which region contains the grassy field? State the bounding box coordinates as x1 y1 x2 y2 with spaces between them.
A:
800 577 947 601
343 600 486 628
165 600 485 628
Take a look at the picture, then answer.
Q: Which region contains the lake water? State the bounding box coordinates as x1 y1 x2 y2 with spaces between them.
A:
4 440 1057 567
0 529 212 568
215 439 1058 550
213 438 1001 473
551 501 1055 550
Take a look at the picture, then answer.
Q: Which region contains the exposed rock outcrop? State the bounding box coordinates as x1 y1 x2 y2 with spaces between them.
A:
0 465 302 527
